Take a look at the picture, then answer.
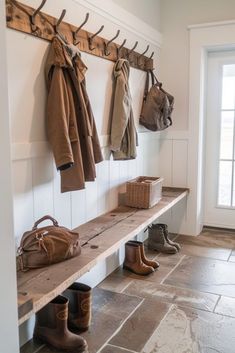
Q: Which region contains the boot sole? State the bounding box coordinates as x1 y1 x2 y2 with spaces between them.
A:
33 335 88 352
123 265 154 276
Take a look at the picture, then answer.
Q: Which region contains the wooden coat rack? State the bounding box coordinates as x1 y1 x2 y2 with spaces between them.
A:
5 0 154 71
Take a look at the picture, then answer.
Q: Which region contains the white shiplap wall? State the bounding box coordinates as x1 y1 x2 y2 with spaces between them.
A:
157 132 189 235
12 135 161 248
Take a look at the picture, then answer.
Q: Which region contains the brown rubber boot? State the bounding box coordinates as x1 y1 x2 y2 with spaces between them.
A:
148 225 177 254
153 223 181 251
63 283 92 332
127 240 159 269
33 295 88 352
123 242 154 275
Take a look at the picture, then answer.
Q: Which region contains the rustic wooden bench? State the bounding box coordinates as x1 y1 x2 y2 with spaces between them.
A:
17 187 189 325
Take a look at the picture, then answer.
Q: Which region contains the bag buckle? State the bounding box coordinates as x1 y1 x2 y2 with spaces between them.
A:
36 231 48 240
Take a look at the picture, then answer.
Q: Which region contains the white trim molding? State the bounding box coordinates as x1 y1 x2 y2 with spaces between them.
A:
188 19 235 30
11 132 164 161
187 21 235 235
160 130 189 140
73 0 162 47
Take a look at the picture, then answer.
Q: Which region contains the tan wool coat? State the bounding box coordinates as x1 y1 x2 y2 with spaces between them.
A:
45 36 103 193
110 59 138 160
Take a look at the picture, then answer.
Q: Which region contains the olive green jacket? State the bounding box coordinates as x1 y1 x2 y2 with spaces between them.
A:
110 59 138 160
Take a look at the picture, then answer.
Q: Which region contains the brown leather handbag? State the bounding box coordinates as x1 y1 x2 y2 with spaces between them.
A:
17 215 81 271
140 70 174 131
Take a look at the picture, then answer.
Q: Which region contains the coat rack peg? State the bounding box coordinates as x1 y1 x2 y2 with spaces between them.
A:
117 39 127 59
7 1 154 71
30 0 47 32
138 45 149 65
127 41 138 63
55 9 67 43
73 13 89 46
88 25 104 51
55 9 66 34
104 30 120 56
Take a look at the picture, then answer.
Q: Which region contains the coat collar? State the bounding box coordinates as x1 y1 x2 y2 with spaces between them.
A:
45 36 87 82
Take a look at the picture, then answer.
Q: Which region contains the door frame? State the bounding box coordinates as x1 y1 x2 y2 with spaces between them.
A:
204 51 235 227
187 20 235 235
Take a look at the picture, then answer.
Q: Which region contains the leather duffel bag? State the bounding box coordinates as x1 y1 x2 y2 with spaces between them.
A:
17 215 81 271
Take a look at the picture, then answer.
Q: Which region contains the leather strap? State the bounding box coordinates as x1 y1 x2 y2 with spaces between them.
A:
143 70 150 102
143 69 162 102
32 215 58 230
149 69 162 88
149 69 155 86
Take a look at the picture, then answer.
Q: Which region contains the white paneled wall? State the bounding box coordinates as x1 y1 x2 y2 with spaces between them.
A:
12 135 161 248
158 136 188 187
158 133 189 234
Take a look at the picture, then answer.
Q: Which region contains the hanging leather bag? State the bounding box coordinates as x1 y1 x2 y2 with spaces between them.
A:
140 70 174 131
17 215 81 271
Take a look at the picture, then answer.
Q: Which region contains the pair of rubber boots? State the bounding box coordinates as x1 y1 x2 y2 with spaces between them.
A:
123 240 160 275
147 223 181 254
33 283 91 352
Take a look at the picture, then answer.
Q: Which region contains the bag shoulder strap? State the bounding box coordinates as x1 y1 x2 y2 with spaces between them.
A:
149 69 162 88
143 70 158 102
143 70 150 102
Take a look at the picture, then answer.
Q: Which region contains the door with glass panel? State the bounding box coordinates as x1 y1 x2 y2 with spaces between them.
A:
204 51 235 228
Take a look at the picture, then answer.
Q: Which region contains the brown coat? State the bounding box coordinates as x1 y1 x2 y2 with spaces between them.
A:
45 36 103 193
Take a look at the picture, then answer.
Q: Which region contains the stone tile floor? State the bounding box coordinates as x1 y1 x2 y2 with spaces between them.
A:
22 227 235 353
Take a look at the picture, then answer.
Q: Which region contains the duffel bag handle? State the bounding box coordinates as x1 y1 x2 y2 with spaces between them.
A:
143 70 162 103
32 215 59 230
149 69 162 88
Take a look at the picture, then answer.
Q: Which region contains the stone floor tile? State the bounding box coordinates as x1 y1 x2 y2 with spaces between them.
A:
100 344 137 353
81 288 142 353
164 255 235 297
142 305 235 353
113 252 184 284
109 298 171 352
98 273 134 293
124 280 219 311
214 296 235 317
176 234 232 260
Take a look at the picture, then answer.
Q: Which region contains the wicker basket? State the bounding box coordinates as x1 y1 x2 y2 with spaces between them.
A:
126 176 163 209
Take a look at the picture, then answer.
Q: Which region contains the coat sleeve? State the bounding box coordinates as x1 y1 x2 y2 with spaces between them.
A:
110 76 130 152
47 66 74 170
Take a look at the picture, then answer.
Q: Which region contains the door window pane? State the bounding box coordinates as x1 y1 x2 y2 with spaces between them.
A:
222 76 235 109
220 111 234 159
222 65 235 109
218 161 232 206
233 166 235 207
